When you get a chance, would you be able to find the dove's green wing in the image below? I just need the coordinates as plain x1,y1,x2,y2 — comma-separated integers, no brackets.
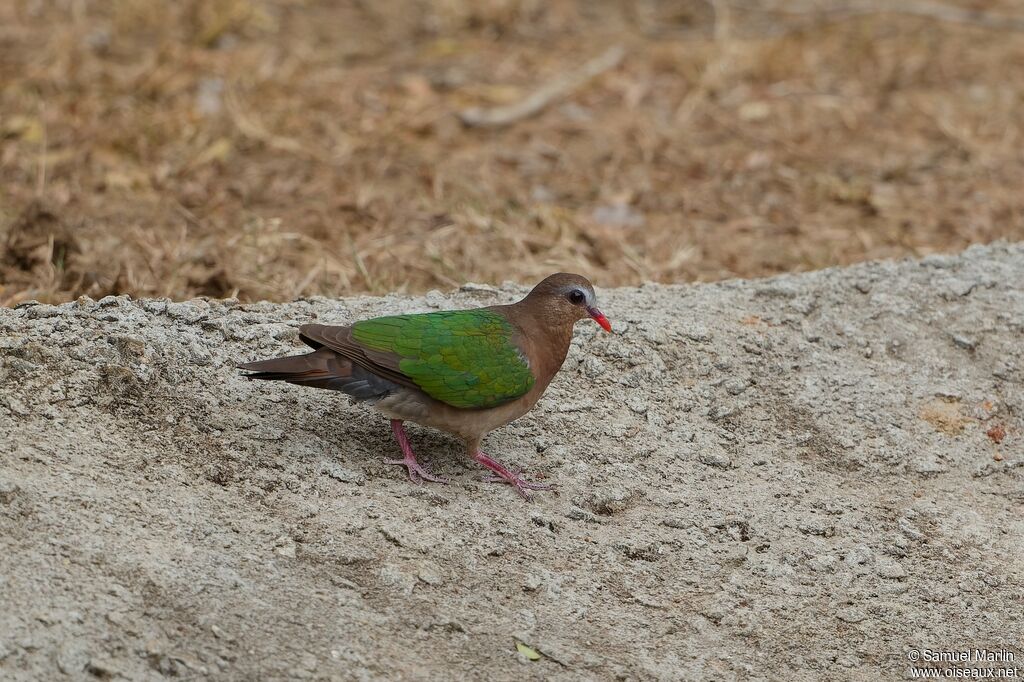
348,310,535,409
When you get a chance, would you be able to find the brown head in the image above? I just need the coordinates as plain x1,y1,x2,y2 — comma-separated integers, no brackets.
519,273,612,333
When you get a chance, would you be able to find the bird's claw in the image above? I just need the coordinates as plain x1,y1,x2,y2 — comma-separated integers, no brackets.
480,472,554,499
384,458,449,485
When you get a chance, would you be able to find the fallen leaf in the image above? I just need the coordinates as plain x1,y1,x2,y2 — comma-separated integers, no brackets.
738,101,771,122
515,641,541,661
193,137,233,166
986,424,1006,444
2,115,43,143
426,38,461,57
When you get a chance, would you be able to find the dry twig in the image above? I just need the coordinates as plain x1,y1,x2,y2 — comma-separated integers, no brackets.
733,0,1024,31
458,46,626,129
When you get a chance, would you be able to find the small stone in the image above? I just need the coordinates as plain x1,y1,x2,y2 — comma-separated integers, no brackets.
459,282,499,294
330,576,361,590
624,395,647,414
320,462,366,486
564,506,600,523
845,544,874,566
698,452,731,469
898,517,925,541
252,426,284,442
685,326,711,342
798,520,836,537
909,454,946,476
951,333,977,351
3,395,29,417
24,304,63,319
377,564,417,594
96,295,121,307
142,300,168,315
166,301,209,324
640,325,669,345
836,607,868,624
588,487,631,515
724,378,750,396
417,565,443,586
579,356,606,379
942,277,978,298
789,296,817,315
271,324,298,341
875,559,906,579
274,538,297,558
85,657,122,678
709,404,736,421
424,290,446,308
0,480,19,505
56,643,89,675
187,340,212,366
802,324,822,342
921,254,955,269
675,430,696,444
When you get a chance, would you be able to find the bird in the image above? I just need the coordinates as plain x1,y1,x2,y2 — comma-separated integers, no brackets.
237,273,611,499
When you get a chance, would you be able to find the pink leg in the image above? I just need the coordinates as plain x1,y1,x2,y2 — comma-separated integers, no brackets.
473,450,553,500
384,420,448,485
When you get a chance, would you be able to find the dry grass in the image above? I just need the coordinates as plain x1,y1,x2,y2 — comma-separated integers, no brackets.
2,0,1023,304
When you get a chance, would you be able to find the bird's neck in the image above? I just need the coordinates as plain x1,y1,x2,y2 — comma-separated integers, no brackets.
503,301,576,381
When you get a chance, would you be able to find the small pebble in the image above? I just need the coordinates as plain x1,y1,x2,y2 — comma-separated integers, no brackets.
845,544,874,566
320,462,366,486
951,333,977,350
698,452,731,469
724,378,750,396
836,607,868,624
875,559,907,579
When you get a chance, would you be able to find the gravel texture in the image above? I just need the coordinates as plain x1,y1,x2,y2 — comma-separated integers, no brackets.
2,243,1022,680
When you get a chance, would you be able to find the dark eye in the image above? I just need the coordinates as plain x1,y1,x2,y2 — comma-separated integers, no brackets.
568,289,585,305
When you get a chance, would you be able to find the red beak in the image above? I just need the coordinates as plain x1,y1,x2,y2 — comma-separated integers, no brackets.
587,306,612,332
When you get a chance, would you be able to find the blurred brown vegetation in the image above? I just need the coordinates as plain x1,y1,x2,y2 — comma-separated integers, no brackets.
2,0,1023,304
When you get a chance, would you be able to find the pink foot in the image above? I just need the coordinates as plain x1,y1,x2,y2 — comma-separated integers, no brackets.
384,456,449,484
473,450,553,500
387,420,449,485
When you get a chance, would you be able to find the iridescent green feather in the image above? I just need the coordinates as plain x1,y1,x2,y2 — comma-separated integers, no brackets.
351,310,535,409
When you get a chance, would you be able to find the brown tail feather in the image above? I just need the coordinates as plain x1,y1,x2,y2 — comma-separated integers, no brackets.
237,347,399,400
236,351,329,378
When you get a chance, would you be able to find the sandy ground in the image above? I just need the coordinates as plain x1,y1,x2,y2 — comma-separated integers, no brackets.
2,244,1023,680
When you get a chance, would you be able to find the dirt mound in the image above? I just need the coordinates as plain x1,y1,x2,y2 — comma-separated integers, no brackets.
2,244,1022,679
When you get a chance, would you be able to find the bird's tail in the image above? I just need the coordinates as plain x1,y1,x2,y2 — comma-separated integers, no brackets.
237,349,334,384
237,348,396,400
